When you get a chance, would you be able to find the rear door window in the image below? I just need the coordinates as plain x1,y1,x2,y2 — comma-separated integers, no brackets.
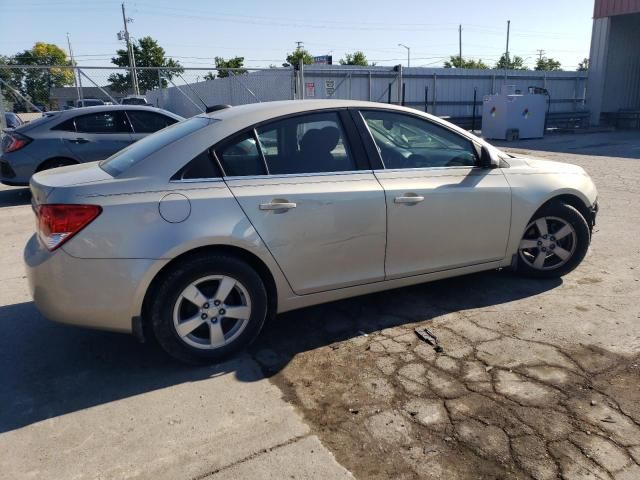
215,132,267,177
74,111,130,133
171,150,221,180
255,112,356,175
127,110,178,133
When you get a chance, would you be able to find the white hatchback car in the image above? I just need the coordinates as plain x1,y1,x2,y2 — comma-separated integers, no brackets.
25,100,598,363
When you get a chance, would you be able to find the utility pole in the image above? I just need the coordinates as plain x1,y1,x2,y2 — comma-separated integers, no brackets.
121,2,139,95
295,41,304,50
66,33,83,104
536,49,546,61
459,24,463,66
504,20,511,80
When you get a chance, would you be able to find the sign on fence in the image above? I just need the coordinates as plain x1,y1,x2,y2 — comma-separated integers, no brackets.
305,82,315,97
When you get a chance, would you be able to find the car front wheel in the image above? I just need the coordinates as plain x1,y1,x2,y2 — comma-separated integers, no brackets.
150,254,268,364
516,201,591,278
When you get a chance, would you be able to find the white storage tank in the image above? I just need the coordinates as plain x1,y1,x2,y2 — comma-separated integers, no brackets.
482,85,547,140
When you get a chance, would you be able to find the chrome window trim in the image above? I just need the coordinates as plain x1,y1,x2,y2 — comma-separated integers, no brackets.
222,169,373,181
168,177,225,184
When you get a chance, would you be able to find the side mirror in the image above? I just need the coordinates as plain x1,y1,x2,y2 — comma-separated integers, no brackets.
480,145,499,169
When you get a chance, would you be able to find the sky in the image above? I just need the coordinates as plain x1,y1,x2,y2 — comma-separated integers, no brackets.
0,0,594,70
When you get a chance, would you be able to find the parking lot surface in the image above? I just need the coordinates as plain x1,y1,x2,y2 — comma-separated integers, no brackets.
0,130,638,479
0,189,351,478
252,131,640,479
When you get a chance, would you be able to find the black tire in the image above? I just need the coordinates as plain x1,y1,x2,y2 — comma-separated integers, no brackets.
516,201,591,279
150,254,268,364
36,157,77,173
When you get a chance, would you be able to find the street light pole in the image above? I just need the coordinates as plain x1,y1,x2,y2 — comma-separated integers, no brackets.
398,43,410,68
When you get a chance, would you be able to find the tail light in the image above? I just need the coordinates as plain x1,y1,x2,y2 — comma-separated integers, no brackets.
36,204,102,251
2,131,32,153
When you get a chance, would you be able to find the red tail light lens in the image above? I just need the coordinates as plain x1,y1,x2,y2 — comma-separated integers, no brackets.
37,204,102,251
2,132,32,153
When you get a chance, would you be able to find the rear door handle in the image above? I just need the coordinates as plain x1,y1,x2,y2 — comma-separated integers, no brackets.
68,137,90,144
394,194,425,204
259,201,297,211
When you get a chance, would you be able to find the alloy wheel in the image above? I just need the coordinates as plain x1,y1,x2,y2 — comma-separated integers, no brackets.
172,275,252,350
518,216,577,271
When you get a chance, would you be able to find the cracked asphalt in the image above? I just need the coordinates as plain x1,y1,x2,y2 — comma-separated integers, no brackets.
0,131,637,479
251,131,640,480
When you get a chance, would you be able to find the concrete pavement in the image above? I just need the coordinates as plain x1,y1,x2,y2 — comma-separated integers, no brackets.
0,185,352,479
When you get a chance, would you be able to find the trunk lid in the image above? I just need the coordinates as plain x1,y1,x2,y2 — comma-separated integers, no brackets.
30,161,113,205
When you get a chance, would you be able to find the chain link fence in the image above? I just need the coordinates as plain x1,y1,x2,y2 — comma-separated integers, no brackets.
0,65,297,117
1,64,589,130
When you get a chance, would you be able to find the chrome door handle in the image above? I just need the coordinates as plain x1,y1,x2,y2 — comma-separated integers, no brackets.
259,201,297,211
68,137,90,144
394,195,425,204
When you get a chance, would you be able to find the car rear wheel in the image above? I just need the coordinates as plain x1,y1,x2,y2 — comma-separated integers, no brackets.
516,201,590,278
150,254,268,364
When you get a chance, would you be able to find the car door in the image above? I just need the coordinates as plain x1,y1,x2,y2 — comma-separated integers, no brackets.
61,111,133,162
126,110,179,142
219,110,387,295
356,109,512,280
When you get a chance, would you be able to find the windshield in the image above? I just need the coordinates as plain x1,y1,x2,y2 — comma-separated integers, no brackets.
100,116,209,176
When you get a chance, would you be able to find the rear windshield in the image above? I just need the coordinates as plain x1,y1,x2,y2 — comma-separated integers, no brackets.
100,116,209,176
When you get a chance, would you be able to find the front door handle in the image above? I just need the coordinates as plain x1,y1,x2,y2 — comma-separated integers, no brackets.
394,194,425,204
68,137,90,144
259,201,297,211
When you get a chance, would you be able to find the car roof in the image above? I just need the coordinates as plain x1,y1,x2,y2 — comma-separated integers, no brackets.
15,105,184,132
65,105,184,121
201,99,472,139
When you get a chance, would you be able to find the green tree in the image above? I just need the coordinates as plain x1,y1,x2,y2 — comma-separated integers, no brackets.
340,51,372,66
577,58,589,71
109,36,183,93
8,42,74,107
494,54,529,70
535,57,562,71
283,48,313,68
207,56,246,79
0,55,15,109
444,56,488,69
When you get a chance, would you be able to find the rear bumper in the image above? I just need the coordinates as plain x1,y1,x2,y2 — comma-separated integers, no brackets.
24,234,166,333
1,154,34,186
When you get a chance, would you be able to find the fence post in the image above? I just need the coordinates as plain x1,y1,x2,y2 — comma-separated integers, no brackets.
0,88,7,133
432,74,437,115
471,87,477,132
157,69,163,108
299,60,304,100
397,65,403,105
368,71,372,101
387,83,392,104
491,74,496,95
424,86,428,113
401,83,406,106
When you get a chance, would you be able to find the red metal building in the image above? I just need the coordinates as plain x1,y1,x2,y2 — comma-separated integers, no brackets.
594,0,640,19
588,0,640,126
